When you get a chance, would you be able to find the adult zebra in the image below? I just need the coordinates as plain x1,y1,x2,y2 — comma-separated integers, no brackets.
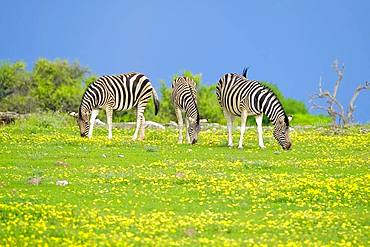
78,72,160,140
216,68,292,150
171,76,200,144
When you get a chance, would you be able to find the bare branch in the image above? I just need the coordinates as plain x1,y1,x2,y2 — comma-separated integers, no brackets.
332,60,344,98
328,94,345,117
310,102,328,111
347,81,370,123
311,88,345,118
311,60,368,127
318,76,323,94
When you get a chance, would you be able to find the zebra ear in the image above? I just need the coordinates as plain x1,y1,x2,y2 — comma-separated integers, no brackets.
288,115,293,122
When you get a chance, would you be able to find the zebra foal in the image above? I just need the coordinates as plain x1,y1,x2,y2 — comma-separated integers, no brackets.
78,72,160,140
171,76,200,144
216,68,292,150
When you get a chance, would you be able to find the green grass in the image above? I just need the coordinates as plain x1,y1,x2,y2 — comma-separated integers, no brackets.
0,113,369,246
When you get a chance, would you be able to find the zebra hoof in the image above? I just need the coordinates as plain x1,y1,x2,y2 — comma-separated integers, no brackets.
238,145,243,149
259,145,266,149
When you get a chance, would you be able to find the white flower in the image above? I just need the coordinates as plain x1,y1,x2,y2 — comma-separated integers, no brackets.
56,180,69,186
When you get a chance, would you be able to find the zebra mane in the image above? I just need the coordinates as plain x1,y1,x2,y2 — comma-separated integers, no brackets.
260,83,289,127
185,78,200,125
78,105,83,118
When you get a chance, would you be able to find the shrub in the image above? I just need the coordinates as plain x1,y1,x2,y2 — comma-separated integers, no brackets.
31,59,89,112
0,59,330,126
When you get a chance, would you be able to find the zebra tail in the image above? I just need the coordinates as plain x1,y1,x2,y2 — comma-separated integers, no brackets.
152,88,160,115
242,66,250,78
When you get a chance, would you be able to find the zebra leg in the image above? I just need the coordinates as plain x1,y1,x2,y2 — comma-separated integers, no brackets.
133,104,146,141
106,107,113,140
139,116,146,140
88,109,99,138
255,114,265,148
223,109,234,147
238,110,248,149
185,117,191,144
175,107,184,144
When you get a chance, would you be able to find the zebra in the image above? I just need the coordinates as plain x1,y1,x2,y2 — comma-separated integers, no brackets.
77,72,160,140
171,76,200,144
216,68,292,150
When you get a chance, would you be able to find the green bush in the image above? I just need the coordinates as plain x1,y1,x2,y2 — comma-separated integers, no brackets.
0,61,35,113
0,59,330,126
31,59,89,112
0,59,89,113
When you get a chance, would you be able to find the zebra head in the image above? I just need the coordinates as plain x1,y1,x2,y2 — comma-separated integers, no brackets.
188,117,201,144
273,116,292,150
77,111,89,137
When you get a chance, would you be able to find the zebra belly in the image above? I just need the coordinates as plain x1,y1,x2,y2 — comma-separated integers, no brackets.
114,104,136,112
224,98,261,117
241,99,262,117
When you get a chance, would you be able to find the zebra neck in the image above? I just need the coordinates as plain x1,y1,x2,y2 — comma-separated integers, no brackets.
263,104,287,126
79,104,91,118
79,93,96,116
185,108,199,123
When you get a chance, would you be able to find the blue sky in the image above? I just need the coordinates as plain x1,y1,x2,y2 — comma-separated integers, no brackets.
1,0,369,122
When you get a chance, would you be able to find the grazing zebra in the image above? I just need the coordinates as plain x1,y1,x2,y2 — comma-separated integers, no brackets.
216,69,292,150
171,76,200,144
78,72,160,140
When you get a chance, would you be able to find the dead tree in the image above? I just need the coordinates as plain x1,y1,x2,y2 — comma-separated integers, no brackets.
310,60,369,127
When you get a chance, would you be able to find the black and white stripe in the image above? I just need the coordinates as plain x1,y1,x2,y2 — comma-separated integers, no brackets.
171,77,200,144
78,72,160,140
216,69,292,150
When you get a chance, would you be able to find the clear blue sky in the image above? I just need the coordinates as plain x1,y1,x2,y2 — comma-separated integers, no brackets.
1,0,369,122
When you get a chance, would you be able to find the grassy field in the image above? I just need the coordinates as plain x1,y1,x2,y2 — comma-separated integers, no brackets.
0,114,369,246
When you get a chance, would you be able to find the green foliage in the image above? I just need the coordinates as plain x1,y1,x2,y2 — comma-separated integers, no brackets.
31,59,89,112
156,80,176,121
0,59,90,113
0,61,34,112
0,59,329,126
283,98,308,115
198,84,225,124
